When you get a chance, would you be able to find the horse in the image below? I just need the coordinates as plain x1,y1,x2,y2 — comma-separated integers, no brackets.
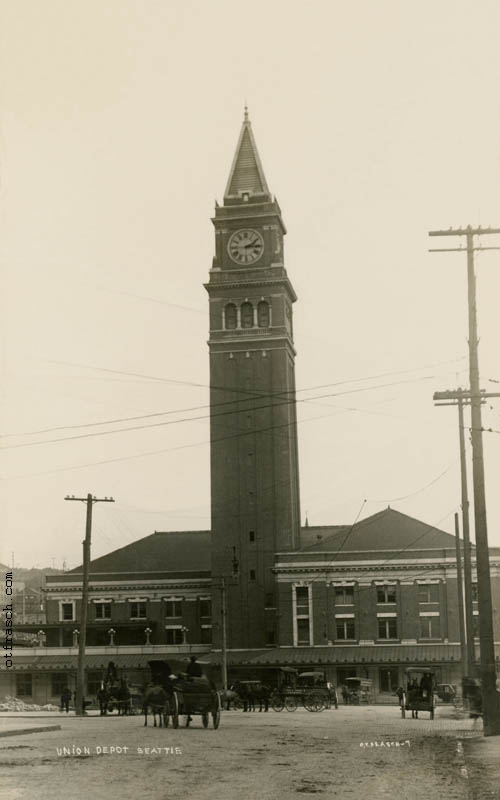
96,685,110,716
106,679,131,715
143,684,169,728
116,680,131,716
220,688,239,711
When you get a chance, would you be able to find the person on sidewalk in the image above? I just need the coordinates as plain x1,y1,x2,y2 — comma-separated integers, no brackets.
60,686,72,713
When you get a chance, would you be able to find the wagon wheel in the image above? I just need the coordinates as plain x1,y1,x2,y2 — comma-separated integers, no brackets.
171,692,179,729
304,692,324,712
212,692,221,729
271,694,285,712
285,696,298,712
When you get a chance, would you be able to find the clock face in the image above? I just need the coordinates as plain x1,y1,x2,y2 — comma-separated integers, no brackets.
228,229,264,265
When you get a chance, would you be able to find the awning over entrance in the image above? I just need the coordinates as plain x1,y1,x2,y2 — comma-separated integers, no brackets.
8,654,191,672
205,644,494,667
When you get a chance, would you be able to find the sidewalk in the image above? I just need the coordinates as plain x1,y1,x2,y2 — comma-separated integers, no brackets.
0,710,101,718
0,718,62,738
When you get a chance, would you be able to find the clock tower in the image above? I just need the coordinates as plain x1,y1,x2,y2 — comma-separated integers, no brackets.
206,109,301,650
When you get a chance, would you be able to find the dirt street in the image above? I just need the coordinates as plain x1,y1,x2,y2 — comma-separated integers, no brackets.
0,706,477,800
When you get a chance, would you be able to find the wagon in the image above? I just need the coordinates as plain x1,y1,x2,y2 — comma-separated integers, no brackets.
345,677,373,705
270,668,331,712
147,660,221,730
400,667,436,720
170,677,221,729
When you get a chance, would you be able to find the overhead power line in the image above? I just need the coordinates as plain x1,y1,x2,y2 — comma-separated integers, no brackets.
5,354,465,439
0,374,441,452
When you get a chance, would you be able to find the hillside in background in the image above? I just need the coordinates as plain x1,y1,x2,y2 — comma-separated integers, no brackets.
1,565,64,589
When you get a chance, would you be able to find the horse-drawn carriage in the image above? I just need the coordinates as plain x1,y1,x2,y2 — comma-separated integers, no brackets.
271,668,336,712
145,660,221,729
400,667,436,720
344,677,373,705
97,665,137,715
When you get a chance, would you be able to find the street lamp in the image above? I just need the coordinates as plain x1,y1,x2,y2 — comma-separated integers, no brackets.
37,630,45,647
144,627,152,646
72,629,79,647
181,626,189,646
108,628,116,646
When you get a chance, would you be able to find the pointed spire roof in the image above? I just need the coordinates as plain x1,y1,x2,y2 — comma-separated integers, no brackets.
224,107,271,201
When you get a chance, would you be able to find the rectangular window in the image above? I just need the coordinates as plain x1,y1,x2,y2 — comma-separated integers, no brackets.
335,619,355,640
249,570,256,581
295,586,311,646
419,616,441,639
417,584,439,604
296,586,309,614
376,585,397,604
164,600,182,618
472,614,480,638
200,626,212,644
199,599,211,618
165,627,183,645
472,583,478,603
95,603,111,620
266,629,276,645
379,667,399,693
296,618,311,645
61,602,74,621
249,531,255,542
16,673,32,697
335,586,354,605
130,601,147,619
378,617,398,640
51,674,68,697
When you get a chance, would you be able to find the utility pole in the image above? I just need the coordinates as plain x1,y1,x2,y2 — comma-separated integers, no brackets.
430,225,500,736
218,548,239,693
454,513,467,682
65,494,115,716
433,388,500,674
221,577,227,692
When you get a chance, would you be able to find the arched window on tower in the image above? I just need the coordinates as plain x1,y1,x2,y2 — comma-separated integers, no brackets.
225,303,237,330
257,301,270,328
241,302,253,329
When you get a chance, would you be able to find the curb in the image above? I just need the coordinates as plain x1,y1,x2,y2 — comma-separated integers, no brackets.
0,725,62,738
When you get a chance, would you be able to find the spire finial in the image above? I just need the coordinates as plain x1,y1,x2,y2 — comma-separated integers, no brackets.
244,103,249,122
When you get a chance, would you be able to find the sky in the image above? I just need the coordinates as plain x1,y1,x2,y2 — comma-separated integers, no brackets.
1,0,500,568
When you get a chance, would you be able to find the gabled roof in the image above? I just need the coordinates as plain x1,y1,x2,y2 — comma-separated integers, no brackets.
60,509,461,580
67,530,211,575
224,108,271,200
296,508,459,554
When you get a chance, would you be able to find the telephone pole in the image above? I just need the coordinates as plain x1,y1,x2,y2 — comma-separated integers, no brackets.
430,225,500,735
454,513,467,681
433,388,500,675
220,577,228,692
65,494,115,716
217,548,239,693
